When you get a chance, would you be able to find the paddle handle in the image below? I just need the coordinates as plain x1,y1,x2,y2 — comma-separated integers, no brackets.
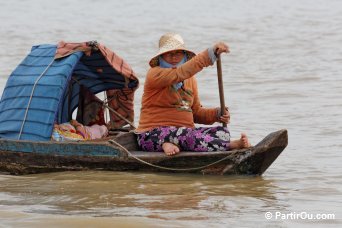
216,54,227,128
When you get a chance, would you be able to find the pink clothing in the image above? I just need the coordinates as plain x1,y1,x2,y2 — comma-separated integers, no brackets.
84,124,108,139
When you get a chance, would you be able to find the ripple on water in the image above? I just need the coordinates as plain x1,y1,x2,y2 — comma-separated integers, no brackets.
1,0,342,226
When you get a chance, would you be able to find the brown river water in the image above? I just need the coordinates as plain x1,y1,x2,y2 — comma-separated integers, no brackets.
0,0,341,227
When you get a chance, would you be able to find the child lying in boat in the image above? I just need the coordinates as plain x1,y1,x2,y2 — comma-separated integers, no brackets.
51,120,108,141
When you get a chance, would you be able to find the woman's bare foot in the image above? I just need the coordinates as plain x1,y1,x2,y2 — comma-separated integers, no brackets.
230,133,251,150
162,142,180,156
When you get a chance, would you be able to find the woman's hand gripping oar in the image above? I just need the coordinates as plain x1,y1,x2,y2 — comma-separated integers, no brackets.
214,42,230,128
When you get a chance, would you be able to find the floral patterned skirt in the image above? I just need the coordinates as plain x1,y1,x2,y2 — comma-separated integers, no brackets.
137,126,230,152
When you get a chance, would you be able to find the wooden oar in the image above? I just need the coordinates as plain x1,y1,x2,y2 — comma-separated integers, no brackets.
216,54,227,128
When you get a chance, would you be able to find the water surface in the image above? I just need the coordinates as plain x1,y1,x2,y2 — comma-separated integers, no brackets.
0,0,341,227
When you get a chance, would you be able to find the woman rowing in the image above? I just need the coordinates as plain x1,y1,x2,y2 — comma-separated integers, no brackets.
136,32,250,155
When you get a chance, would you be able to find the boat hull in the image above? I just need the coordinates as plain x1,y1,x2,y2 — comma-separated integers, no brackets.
0,129,288,175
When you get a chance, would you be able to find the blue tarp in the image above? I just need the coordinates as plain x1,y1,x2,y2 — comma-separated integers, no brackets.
0,43,138,141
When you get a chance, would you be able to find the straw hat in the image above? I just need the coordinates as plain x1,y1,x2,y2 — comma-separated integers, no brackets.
149,33,196,67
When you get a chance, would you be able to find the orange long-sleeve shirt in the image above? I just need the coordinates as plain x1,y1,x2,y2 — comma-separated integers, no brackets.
136,50,218,133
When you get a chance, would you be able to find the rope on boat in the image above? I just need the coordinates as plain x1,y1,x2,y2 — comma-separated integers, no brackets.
103,104,136,129
108,139,237,172
102,95,136,129
18,59,55,140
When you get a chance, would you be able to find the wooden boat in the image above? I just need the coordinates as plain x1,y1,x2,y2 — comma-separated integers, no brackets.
0,41,288,176
0,129,287,175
